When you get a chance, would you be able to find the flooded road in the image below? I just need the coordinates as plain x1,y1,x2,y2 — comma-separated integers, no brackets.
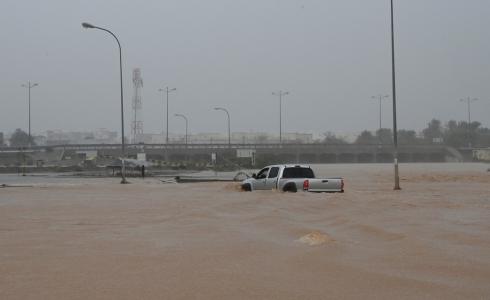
1,163,489,299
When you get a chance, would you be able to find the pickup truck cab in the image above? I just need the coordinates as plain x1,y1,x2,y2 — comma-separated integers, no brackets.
241,164,344,193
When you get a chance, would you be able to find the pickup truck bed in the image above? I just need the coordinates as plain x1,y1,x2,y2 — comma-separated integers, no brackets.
241,164,344,193
303,177,344,193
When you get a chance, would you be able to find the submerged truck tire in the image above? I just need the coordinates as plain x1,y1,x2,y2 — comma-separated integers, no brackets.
283,182,297,193
241,183,252,191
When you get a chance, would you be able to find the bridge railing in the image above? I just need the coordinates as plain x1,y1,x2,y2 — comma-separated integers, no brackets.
0,142,450,153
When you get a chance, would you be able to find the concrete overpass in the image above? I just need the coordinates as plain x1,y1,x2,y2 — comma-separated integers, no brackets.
0,143,463,166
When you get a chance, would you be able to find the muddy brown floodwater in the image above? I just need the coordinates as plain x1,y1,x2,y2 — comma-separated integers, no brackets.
1,163,489,299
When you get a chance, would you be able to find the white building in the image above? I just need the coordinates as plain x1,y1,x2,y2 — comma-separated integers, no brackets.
45,129,118,145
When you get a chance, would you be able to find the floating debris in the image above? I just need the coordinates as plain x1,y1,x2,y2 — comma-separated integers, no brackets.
298,231,334,246
0,184,33,188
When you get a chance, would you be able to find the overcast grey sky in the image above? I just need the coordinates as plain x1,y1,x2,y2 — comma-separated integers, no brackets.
1,0,489,137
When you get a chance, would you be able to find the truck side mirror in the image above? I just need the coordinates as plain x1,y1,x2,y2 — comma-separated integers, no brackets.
252,173,256,179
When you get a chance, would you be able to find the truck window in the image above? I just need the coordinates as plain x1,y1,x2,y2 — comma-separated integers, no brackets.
282,167,314,179
256,168,269,179
268,167,279,178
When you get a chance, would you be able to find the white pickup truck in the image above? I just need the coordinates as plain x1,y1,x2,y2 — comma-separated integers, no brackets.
241,164,344,193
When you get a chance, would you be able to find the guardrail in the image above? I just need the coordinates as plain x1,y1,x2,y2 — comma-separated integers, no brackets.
0,143,451,152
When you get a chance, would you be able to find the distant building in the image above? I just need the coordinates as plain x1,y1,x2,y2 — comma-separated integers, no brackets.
94,128,118,141
282,133,314,143
33,129,324,145
33,135,47,146
190,132,315,144
330,132,361,144
232,132,270,144
0,132,4,146
137,134,165,144
45,129,118,145
189,133,225,144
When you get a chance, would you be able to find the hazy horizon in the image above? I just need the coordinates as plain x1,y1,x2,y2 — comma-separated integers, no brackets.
1,0,489,137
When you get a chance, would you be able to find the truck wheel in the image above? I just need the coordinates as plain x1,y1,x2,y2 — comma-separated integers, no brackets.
283,183,297,193
241,184,252,192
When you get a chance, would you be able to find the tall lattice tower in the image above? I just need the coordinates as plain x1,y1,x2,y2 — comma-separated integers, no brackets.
131,68,144,143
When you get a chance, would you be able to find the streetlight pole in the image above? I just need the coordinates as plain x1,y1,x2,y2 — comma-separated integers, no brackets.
159,87,176,144
214,107,231,147
272,91,289,144
390,0,401,190
174,114,188,146
21,82,39,147
158,88,164,140
82,22,127,184
371,95,389,133
460,97,478,148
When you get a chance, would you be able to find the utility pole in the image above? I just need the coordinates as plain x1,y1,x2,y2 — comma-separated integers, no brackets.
131,69,143,144
174,113,188,146
159,86,177,144
82,22,128,183
21,81,39,147
272,91,289,144
214,107,231,147
390,0,401,190
371,95,389,133
460,97,478,148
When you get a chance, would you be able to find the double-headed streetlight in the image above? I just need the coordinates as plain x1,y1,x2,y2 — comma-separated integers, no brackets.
460,97,478,148
272,91,289,144
214,107,231,147
159,87,177,144
21,82,39,147
390,0,401,190
82,22,127,184
371,95,389,133
174,113,188,146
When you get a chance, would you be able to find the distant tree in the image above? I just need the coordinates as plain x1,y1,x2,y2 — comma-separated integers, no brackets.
9,129,35,147
375,128,393,144
468,122,481,147
422,119,443,143
398,130,421,145
256,134,269,144
444,121,480,148
355,130,377,144
84,133,95,140
322,132,349,144
476,127,490,147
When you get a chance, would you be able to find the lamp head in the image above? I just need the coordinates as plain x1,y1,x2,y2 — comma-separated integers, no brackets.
82,22,95,29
